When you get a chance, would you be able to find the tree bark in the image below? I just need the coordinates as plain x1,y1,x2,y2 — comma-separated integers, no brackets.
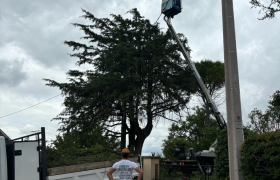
205,103,210,126
121,104,126,149
135,135,145,155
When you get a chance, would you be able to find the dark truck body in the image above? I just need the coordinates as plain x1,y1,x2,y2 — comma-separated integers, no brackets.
162,141,217,176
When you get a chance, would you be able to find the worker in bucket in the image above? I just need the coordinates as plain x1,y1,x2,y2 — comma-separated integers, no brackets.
107,148,143,180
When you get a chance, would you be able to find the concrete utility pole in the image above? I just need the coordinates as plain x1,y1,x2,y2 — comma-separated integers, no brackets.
221,0,244,179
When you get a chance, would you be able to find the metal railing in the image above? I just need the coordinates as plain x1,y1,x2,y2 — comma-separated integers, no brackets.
155,164,215,180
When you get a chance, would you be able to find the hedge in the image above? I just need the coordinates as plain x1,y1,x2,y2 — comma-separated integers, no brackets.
46,146,122,168
214,129,229,180
241,131,280,180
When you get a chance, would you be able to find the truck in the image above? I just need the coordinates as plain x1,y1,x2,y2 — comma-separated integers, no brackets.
161,0,227,176
0,127,139,180
162,140,217,176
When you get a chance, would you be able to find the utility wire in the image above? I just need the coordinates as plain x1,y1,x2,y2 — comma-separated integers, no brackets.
0,94,61,119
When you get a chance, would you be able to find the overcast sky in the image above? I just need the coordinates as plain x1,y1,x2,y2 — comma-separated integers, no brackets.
0,0,279,156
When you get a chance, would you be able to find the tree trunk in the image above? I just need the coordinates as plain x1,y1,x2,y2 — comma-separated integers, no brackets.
135,135,145,155
132,73,154,155
205,103,210,126
127,96,137,151
128,129,135,151
134,75,154,154
121,106,126,149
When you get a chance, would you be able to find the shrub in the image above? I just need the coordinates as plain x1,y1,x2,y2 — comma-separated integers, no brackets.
214,129,229,180
241,131,280,179
46,145,121,168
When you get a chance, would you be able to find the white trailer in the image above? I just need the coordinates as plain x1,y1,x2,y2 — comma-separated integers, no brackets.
0,127,48,180
0,136,8,180
0,128,139,180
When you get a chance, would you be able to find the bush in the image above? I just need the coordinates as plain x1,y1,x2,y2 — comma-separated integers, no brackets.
46,130,122,168
241,131,280,179
214,129,229,180
213,125,254,179
46,145,121,168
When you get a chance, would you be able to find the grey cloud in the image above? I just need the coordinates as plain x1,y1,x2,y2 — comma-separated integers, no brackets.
0,60,28,87
0,0,117,70
20,124,37,134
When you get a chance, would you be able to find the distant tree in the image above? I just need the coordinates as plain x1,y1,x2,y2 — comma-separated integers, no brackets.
166,107,220,152
250,0,280,20
194,60,225,126
162,137,192,160
44,8,195,154
248,90,280,133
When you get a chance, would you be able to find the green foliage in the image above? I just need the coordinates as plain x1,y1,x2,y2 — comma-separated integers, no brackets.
214,129,229,180
269,90,280,107
167,107,220,152
250,0,280,20
44,8,195,155
52,127,119,150
268,90,280,123
241,131,280,179
242,91,280,179
46,131,121,168
194,60,225,125
161,60,225,160
249,90,280,133
46,144,120,168
194,60,225,96
213,125,255,179
162,137,192,160
243,124,257,138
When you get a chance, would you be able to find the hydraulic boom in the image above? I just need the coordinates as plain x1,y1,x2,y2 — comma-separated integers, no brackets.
164,16,226,129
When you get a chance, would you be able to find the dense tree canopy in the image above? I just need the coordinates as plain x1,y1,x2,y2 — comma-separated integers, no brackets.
194,60,225,125
250,0,280,20
195,60,225,98
44,8,195,154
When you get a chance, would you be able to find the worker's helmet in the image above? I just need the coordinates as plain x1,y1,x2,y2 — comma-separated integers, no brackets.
121,148,130,153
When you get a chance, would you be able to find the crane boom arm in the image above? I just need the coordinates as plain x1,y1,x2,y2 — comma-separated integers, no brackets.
165,17,226,129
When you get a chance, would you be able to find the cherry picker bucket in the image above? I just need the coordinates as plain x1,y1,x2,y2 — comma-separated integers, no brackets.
161,0,182,18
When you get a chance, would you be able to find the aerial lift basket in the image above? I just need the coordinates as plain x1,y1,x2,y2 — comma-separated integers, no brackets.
161,0,182,18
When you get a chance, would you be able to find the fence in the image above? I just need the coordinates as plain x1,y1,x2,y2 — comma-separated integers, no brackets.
155,164,215,180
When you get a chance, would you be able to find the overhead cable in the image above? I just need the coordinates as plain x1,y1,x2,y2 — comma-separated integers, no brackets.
0,94,61,119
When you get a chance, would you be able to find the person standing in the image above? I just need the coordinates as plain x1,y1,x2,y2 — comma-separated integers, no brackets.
107,148,143,180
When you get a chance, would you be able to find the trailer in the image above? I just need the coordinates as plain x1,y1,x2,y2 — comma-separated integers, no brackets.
0,127,48,180
0,127,139,180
